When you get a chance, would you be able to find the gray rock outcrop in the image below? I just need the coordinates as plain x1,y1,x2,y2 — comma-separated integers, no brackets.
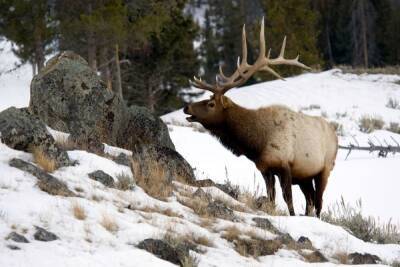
9,158,75,197
0,107,72,168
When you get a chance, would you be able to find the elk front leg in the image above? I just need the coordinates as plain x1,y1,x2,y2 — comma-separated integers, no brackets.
278,166,295,216
262,170,276,205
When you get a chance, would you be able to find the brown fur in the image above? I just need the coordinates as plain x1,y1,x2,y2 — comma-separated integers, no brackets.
184,94,338,216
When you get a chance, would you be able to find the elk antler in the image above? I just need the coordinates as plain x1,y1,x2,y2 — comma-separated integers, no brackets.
189,18,311,95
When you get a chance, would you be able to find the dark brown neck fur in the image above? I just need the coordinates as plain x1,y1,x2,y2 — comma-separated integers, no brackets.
204,102,263,161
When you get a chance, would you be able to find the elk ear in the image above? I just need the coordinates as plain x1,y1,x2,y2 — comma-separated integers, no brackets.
221,96,232,109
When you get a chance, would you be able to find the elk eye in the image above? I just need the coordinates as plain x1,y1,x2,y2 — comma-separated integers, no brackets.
208,102,215,108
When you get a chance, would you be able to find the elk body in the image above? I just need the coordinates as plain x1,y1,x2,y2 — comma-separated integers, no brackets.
184,19,338,217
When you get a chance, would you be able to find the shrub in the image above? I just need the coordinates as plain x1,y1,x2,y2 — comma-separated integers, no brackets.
330,121,344,136
321,197,400,244
32,146,57,173
386,97,400,109
387,122,400,134
359,115,384,133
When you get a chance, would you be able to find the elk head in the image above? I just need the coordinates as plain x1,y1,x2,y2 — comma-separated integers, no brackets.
184,18,311,126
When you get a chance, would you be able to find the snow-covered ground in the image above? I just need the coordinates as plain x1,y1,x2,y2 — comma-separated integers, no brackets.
163,70,400,226
1,139,400,266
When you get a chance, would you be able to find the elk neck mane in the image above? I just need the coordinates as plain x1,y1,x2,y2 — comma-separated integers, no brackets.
205,101,264,161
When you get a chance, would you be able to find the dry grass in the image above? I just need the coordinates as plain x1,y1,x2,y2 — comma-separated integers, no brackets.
322,197,400,244
359,115,384,133
55,135,77,151
132,158,172,201
115,172,135,191
71,201,86,220
100,213,119,233
32,146,57,173
332,252,349,264
387,122,400,134
221,226,241,242
178,196,210,218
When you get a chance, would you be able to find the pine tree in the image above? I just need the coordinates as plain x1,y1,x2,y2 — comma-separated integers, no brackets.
0,0,56,74
260,0,321,77
200,9,220,82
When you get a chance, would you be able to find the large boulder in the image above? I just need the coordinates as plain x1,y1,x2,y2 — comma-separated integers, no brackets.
29,51,126,150
0,107,72,168
29,51,174,152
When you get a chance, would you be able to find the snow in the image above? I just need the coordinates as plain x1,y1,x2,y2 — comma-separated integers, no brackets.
0,41,31,111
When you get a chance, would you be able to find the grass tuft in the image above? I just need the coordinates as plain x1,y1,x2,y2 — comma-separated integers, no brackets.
322,197,400,244
71,201,86,220
359,115,384,133
100,213,119,233
32,146,57,173
131,157,172,201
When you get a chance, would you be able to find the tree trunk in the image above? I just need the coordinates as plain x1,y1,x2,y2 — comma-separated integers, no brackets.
100,46,112,91
360,0,369,68
114,44,123,100
34,29,45,72
87,4,97,70
325,23,334,67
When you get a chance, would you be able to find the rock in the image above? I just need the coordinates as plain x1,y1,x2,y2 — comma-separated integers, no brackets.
88,170,115,187
215,183,240,200
349,252,381,264
193,188,212,202
252,217,280,234
133,146,195,184
5,232,29,243
234,238,282,257
29,51,174,153
121,106,175,151
206,201,235,220
113,153,131,167
9,158,75,197
137,239,185,266
0,107,72,168
278,233,295,245
297,236,313,248
7,245,21,250
33,226,58,241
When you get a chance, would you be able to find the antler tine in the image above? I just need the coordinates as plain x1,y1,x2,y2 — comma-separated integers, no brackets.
268,36,312,70
279,36,286,58
219,65,229,81
258,17,266,60
241,24,248,65
190,76,217,93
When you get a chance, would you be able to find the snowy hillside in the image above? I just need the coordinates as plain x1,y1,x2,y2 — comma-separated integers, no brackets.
162,70,400,225
1,137,400,266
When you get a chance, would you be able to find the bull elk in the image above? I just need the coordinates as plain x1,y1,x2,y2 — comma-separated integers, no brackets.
184,18,338,217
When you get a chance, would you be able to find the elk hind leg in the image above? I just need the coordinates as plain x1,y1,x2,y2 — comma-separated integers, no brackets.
262,170,276,205
278,166,295,216
298,179,315,216
315,168,330,218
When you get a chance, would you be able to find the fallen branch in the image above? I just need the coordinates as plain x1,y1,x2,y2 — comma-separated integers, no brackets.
339,136,400,159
